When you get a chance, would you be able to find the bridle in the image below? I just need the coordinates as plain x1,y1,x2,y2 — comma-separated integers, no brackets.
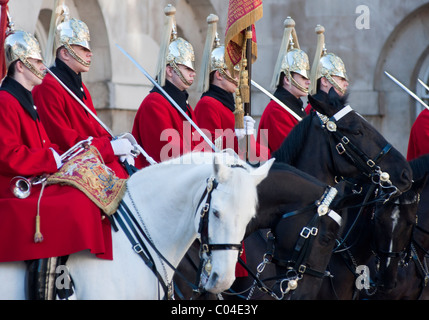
112,173,243,300
371,192,420,271
316,105,399,200
237,186,343,300
195,176,243,289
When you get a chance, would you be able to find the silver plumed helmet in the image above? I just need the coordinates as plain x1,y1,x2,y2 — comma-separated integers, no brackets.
4,20,44,79
54,4,91,67
156,4,195,87
271,17,310,92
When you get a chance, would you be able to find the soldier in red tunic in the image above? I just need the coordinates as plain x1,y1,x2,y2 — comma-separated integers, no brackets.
195,14,269,163
33,5,132,179
132,5,207,168
256,17,310,155
407,109,429,160
0,25,112,299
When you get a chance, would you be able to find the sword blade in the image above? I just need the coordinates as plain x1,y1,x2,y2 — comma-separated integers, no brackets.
115,44,219,152
418,78,429,92
250,80,302,121
384,71,429,111
44,65,115,137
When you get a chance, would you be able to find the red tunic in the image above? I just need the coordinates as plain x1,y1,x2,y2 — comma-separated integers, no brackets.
195,95,238,152
257,87,306,155
0,88,111,262
32,73,128,179
195,87,270,162
257,100,300,155
132,85,206,168
407,109,429,161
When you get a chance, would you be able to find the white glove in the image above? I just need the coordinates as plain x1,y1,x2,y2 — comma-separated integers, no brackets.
120,154,135,166
111,138,134,156
235,116,256,140
244,115,255,136
116,132,138,146
235,128,246,140
50,148,63,169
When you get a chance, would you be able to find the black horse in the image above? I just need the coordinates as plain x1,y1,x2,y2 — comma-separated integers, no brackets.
174,92,412,300
173,162,358,300
270,92,413,298
361,154,429,299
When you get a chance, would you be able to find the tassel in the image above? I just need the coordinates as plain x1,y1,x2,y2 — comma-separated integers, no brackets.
234,88,244,129
239,58,250,103
34,181,47,243
34,215,43,243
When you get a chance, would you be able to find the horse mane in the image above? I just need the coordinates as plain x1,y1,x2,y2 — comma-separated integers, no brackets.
270,161,327,188
409,154,429,180
271,113,314,165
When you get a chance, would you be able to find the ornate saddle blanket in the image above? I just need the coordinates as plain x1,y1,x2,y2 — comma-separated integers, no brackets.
47,146,127,216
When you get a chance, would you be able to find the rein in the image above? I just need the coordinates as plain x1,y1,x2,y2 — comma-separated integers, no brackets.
236,186,343,300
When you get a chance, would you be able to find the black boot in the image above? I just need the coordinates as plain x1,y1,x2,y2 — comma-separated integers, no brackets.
26,257,59,300
55,255,76,300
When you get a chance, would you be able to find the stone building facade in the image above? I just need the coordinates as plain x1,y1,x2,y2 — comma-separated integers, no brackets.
9,0,429,156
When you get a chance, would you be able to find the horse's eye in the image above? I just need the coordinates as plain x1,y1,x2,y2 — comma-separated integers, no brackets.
353,130,363,136
213,209,220,218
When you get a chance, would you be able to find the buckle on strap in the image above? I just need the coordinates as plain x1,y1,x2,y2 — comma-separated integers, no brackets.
300,227,318,239
336,143,346,155
133,244,143,254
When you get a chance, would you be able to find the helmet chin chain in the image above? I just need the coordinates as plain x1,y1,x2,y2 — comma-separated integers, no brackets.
218,68,238,87
170,61,192,87
22,59,44,80
64,43,91,68
324,73,346,95
286,71,308,94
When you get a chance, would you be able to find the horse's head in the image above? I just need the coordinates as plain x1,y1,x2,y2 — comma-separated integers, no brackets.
267,180,351,300
196,153,274,293
371,174,427,292
307,93,412,195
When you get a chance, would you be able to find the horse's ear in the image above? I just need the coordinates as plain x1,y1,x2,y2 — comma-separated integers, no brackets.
413,172,429,194
308,88,348,117
250,158,275,186
213,153,232,183
308,94,335,117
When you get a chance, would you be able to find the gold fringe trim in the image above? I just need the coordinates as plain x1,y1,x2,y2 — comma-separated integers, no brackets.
224,5,262,75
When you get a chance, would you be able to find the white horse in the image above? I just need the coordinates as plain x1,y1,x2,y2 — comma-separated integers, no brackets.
0,152,273,299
